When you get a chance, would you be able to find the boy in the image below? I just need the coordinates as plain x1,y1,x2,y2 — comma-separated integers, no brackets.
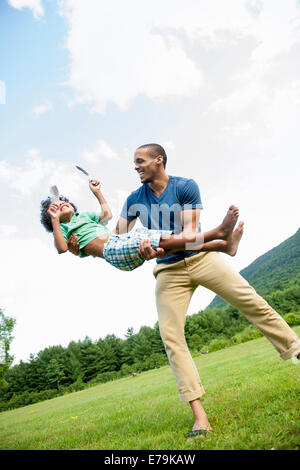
40,179,244,271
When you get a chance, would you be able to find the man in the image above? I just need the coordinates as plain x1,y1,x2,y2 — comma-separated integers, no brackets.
69,143,300,436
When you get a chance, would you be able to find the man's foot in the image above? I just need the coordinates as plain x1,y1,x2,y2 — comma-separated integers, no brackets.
189,398,212,438
224,221,244,256
187,421,212,441
218,205,239,240
192,420,212,432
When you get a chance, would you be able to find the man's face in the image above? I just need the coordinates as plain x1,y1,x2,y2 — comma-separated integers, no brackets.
134,148,161,183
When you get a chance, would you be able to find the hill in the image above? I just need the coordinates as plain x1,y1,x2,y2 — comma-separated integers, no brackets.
209,228,300,309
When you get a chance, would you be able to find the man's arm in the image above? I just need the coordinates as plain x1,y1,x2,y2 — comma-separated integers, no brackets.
114,216,166,259
114,216,136,234
67,233,80,256
181,208,201,234
137,209,201,260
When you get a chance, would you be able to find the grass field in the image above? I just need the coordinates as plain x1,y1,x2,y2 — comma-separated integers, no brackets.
0,326,300,450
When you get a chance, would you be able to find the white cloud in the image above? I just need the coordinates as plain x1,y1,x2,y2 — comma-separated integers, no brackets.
83,140,120,165
222,123,254,138
245,0,263,18
59,0,204,113
0,148,84,199
0,80,6,105
206,1,300,118
0,225,18,238
58,0,300,117
33,100,53,118
8,0,44,19
162,141,176,152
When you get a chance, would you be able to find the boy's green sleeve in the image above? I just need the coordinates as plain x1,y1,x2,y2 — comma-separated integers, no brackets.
86,212,107,225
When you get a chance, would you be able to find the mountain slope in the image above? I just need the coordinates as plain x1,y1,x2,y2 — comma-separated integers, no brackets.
209,228,300,308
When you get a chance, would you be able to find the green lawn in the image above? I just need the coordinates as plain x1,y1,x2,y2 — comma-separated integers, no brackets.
1,326,300,450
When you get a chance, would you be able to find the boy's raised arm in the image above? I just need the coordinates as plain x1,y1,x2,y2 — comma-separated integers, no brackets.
89,179,112,223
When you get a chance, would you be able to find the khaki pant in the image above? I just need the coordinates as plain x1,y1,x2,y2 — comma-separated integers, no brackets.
153,251,300,402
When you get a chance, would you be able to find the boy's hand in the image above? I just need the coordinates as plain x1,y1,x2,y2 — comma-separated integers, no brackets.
89,179,101,194
47,203,60,219
68,234,80,256
137,239,167,260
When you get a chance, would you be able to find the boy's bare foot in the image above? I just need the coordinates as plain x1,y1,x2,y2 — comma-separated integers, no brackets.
224,221,244,256
218,205,239,240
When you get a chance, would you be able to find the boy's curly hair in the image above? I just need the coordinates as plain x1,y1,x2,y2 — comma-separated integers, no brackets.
40,196,78,232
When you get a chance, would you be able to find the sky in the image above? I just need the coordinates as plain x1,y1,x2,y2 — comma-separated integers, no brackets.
0,0,299,365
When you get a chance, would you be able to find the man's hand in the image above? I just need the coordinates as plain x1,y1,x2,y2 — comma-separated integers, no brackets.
68,234,80,256
137,239,167,260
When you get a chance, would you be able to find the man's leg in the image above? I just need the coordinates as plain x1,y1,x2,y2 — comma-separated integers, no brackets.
187,251,300,359
153,261,212,432
154,250,300,434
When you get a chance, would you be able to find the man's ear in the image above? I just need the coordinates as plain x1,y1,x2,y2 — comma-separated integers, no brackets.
156,155,163,165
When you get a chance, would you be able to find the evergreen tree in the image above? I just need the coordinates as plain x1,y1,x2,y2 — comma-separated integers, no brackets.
152,322,166,355
80,338,100,382
122,328,137,365
45,359,66,391
187,333,203,351
0,309,15,387
132,326,156,361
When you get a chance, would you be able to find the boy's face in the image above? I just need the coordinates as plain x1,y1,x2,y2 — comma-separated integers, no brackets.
57,200,75,222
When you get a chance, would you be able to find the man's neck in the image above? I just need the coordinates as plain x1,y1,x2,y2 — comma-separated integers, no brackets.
148,173,169,197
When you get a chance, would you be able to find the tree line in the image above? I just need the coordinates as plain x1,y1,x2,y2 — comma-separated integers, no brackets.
0,275,299,412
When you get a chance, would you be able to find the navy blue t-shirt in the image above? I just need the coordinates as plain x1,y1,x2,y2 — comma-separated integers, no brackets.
120,175,203,264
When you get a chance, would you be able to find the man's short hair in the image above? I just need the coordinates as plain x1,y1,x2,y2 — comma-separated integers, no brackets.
137,143,167,168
